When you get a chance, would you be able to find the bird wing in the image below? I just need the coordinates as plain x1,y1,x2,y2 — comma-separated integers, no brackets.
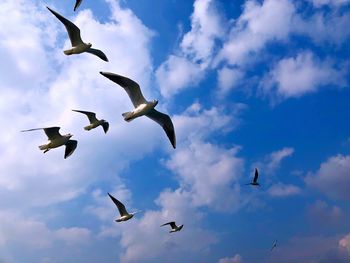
102,122,109,134
21,127,62,140
72,109,98,124
108,193,128,216
253,168,259,183
47,6,83,46
85,48,109,62
145,109,176,149
74,0,83,11
64,140,78,159
99,72,147,107
161,222,177,229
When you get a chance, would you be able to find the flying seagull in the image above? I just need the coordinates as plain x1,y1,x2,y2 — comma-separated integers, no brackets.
108,193,141,222
74,0,83,11
72,109,109,133
161,222,183,233
246,168,260,186
100,72,176,149
47,6,108,62
21,127,78,159
271,240,277,251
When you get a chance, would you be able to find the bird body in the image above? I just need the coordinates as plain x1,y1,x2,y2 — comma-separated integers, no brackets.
21,127,78,159
161,222,183,233
63,43,92,55
271,240,277,251
100,72,176,148
122,100,158,122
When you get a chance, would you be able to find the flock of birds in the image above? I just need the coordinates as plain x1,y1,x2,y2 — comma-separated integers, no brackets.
21,1,179,234
19,0,277,252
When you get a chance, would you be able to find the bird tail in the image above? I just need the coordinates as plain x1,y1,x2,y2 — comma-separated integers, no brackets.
122,111,135,122
63,49,74,55
38,144,47,151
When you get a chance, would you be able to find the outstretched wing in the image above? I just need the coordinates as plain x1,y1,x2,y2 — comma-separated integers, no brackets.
85,48,109,62
74,0,83,11
47,6,83,46
21,127,62,140
161,222,177,229
253,168,259,183
72,109,98,124
100,72,147,107
145,109,176,149
108,193,128,216
102,122,109,134
64,140,77,159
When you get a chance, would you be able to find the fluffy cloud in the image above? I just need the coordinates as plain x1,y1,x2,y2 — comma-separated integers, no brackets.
261,51,345,100
156,0,224,97
218,254,243,263
305,154,350,200
268,183,301,197
215,0,295,67
307,200,342,225
217,67,244,95
308,0,350,7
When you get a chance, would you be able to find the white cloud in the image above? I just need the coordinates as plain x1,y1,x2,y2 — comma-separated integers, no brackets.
305,154,350,200
156,0,225,98
308,200,342,224
309,0,350,7
180,0,224,66
218,254,243,263
54,227,91,245
261,51,345,100
253,147,294,177
268,183,301,197
217,67,244,95
156,55,203,98
339,234,350,251
215,0,295,67
166,140,244,211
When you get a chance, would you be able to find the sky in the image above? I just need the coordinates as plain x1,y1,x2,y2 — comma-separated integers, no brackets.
0,0,350,262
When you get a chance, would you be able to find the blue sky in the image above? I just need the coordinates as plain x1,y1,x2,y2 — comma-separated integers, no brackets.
0,0,350,262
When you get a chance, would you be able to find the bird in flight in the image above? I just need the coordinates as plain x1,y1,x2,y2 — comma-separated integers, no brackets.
47,6,108,62
161,222,183,233
72,110,109,133
100,72,176,149
108,193,141,222
21,127,78,159
74,0,83,11
270,240,277,251
246,168,260,186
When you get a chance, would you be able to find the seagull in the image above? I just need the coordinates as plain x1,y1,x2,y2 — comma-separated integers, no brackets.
270,240,277,251
47,6,108,62
99,72,176,149
246,168,260,186
161,222,183,233
21,127,78,159
108,193,141,222
74,0,83,11
72,110,109,133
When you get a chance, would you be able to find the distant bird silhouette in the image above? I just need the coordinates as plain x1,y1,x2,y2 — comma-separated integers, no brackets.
108,193,141,222
161,222,183,233
100,72,176,149
72,110,109,133
21,127,77,159
271,240,277,251
74,0,83,11
246,168,260,186
47,6,108,61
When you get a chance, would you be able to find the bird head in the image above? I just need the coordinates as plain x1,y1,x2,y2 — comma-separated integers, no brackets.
87,43,92,48
66,133,73,139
